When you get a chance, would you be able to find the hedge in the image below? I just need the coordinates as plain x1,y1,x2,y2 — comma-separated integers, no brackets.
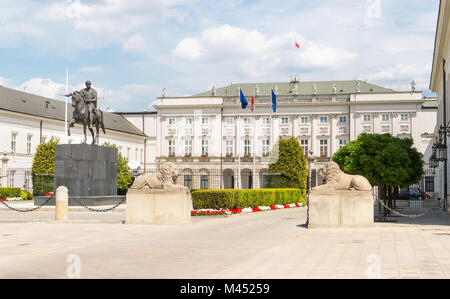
0,187,22,198
192,189,305,210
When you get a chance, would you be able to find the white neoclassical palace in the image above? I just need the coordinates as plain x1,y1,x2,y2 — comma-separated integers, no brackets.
128,80,437,190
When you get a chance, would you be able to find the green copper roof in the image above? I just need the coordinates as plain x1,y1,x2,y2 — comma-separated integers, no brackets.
194,80,395,97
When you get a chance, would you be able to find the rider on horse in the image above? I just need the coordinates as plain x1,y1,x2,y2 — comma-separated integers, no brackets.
66,80,101,128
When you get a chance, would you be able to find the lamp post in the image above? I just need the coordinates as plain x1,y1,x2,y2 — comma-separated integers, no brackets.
306,150,316,226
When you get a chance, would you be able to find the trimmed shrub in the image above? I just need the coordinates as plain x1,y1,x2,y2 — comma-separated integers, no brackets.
0,187,21,199
268,137,307,190
32,138,58,196
192,189,305,210
103,142,132,195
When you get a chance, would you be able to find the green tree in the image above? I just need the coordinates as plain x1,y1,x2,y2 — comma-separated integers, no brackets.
103,142,132,194
268,137,308,190
333,133,424,220
31,138,58,196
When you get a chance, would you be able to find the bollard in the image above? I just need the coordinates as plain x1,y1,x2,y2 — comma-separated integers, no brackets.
56,186,69,221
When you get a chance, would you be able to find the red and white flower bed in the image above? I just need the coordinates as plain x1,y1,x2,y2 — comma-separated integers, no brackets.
191,203,303,216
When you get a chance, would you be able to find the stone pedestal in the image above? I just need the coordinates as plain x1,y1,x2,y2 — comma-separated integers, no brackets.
41,144,120,207
308,190,374,228
126,188,192,225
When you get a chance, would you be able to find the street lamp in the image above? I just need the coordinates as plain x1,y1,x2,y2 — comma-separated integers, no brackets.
429,154,439,169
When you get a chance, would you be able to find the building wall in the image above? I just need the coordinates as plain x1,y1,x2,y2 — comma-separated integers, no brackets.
154,92,436,189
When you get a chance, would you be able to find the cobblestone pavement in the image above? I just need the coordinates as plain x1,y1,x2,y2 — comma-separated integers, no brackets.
0,204,449,279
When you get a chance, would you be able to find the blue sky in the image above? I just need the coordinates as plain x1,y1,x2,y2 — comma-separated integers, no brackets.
0,0,440,112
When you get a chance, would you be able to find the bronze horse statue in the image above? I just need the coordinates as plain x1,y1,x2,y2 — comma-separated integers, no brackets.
67,91,106,145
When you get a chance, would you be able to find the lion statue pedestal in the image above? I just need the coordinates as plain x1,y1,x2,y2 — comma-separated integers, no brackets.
126,162,192,225
308,162,374,229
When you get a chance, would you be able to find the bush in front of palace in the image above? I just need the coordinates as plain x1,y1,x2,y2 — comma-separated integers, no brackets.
267,137,308,190
31,138,58,196
103,142,132,195
192,189,305,210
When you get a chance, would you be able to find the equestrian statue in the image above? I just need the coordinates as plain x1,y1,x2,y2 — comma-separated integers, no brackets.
65,80,106,145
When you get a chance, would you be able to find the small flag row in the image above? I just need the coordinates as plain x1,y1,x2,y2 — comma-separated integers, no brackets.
239,88,277,113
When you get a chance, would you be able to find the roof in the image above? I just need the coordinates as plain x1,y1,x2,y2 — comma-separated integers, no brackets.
194,80,396,97
422,99,439,108
0,86,147,137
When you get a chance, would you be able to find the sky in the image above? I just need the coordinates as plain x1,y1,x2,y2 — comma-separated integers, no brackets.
0,0,441,112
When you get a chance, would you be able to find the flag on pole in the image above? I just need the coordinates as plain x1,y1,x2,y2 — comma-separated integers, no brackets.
240,88,248,109
271,89,277,113
251,96,255,112
295,42,300,49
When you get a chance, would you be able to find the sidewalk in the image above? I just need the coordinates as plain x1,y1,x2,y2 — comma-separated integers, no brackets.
0,205,448,278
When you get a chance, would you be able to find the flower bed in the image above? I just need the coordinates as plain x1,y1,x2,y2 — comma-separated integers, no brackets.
191,203,303,216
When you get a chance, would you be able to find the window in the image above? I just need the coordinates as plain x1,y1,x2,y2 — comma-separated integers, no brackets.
201,139,209,156
320,116,328,124
27,134,32,155
262,117,271,125
300,139,309,156
168,140,176,157
244,118,252,125
11,132,17,152
200,175,209,189
363,115,371,122
8,170,15,187
400,114,409,121
168,118,176,125
225,140,234,156
127,147,131,159
140,149,144,163
339,139,348,149
244,138,252,156
185,118,193,125
202,117,209,125
339,116,347,124
25,170,31,189
301,117,309,124
135,148,139,160
184,139,192,156
184,175,193,189
225,118,234,125
262,139,271,156
424,177,434,193
320,140,328,157
382,114,390,122
281,117,290,124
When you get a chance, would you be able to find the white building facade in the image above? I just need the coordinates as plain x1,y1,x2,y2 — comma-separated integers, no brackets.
429,0,450,212
152,80,437,190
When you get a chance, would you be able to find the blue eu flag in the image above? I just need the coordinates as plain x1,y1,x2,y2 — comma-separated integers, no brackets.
240,89,248,109
271,89,277,113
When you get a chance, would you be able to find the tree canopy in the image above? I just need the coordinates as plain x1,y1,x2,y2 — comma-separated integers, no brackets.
332,133,424,188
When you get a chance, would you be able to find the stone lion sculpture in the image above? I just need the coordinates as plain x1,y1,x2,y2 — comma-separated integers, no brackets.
314,161,372,192
130,162,185,190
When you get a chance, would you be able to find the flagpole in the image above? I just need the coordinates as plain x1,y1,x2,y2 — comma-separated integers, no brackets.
253,93,256,189
64,68,69,144
238,88,241,190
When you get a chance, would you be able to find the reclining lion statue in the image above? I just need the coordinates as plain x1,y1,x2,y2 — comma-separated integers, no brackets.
314,161,372,192
130,162,185,190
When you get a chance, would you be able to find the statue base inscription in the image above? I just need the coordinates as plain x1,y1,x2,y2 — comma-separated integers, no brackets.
308,190,374,228
126,188,192,225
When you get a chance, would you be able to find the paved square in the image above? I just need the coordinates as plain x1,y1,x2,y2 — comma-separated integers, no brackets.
0,205,449,279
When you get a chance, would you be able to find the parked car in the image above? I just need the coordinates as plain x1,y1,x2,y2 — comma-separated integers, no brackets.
398,188,431,200
408,188,430,199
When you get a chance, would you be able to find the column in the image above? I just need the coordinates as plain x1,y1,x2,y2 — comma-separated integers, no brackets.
1,156,8,187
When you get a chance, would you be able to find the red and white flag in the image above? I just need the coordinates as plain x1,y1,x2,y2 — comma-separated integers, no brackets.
295,42,300,49
251,96,255,112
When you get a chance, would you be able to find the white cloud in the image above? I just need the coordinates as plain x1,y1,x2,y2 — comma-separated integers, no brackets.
77,66,104,73
172,25,356,77
123,34,148,53
0,77,10,86
20,78,66,99
364,64,432,90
